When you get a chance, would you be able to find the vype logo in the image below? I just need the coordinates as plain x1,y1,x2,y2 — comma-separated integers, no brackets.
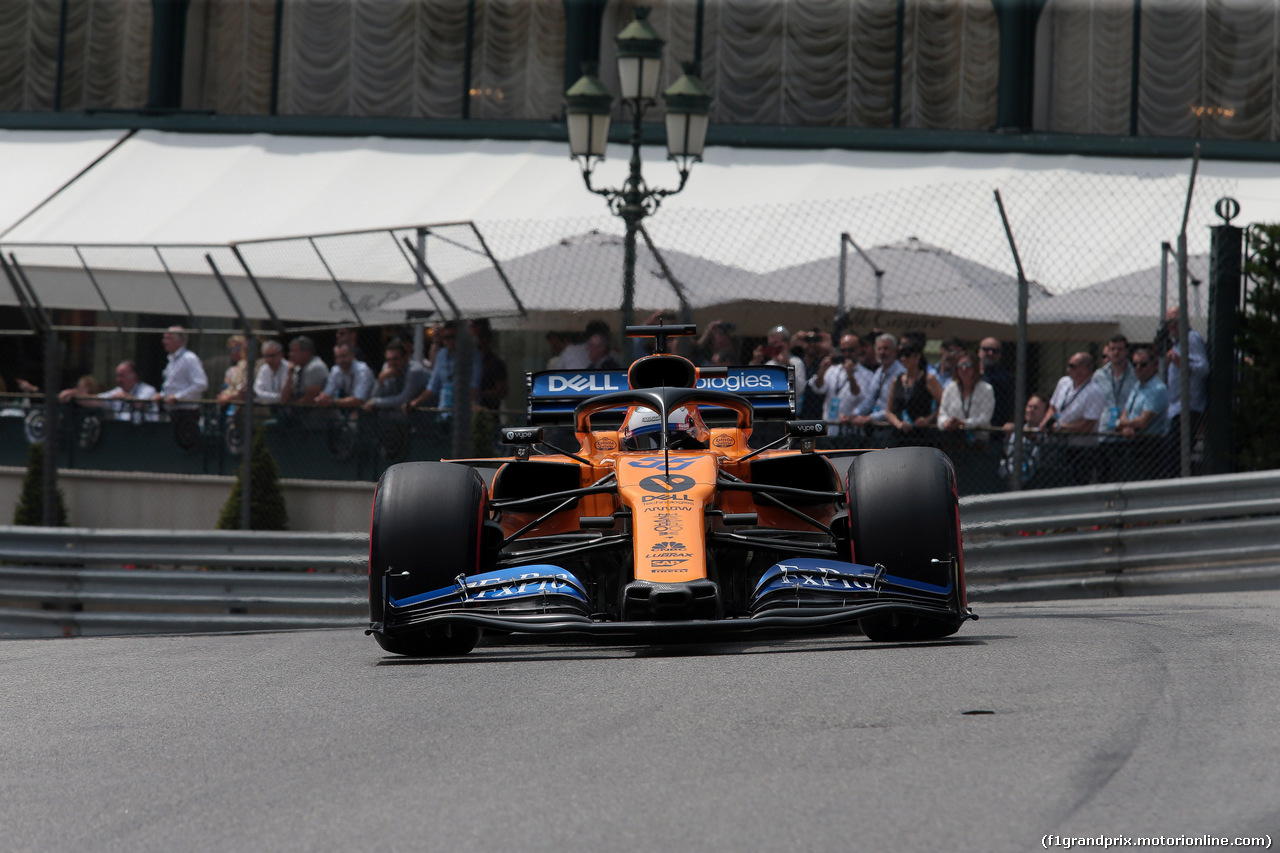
547,374,623,393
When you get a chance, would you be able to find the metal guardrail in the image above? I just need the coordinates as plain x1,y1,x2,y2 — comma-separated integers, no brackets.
0,566,365,638
3,469,1280,637
0,527,366,570
961,468,1280,531
0,526,368,638
961,469,1280,600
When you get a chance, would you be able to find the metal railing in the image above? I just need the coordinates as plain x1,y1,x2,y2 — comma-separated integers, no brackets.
0,526,367,638
0,395,1206,493
2,468,1279,637
962,468,1280,599
1,397,516,483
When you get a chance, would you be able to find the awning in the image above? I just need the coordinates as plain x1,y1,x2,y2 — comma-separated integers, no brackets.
0,129,1272,332
6,129,1273,253
0,129,130,238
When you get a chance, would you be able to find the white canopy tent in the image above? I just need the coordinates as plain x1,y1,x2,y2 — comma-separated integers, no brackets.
1029,253,1211,342
0,129,1273,329
757,238,1056,342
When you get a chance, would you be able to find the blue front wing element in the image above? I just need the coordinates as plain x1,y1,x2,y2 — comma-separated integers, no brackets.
750,557,954,615
380,558,963,638
389,566,591,614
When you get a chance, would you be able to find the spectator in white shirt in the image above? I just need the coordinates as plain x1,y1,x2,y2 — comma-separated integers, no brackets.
153,326,208,406
808,333,872,431
252,340,290,404
1042,352,1106,442
938,352,995,433
1039,351,1107,486
95,361,158,422
316,343,376,408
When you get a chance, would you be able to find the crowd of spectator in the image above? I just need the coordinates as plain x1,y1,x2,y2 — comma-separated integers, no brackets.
5,312,1210,490
674,314,1210,489
9,322,510,450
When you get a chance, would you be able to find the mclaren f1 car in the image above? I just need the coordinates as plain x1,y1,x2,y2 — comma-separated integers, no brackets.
367,324,973,656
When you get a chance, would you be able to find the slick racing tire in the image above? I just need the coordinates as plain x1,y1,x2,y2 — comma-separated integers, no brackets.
846,446,965,643
369,461,488,656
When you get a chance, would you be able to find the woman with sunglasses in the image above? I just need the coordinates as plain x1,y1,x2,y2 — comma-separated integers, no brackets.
884,341,942,440
938,352,994,435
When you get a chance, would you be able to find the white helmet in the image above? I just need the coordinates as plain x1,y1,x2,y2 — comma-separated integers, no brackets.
621,405,709,451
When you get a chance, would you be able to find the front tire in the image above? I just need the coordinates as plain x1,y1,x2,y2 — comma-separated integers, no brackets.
369,461,488,656
846,446,965,642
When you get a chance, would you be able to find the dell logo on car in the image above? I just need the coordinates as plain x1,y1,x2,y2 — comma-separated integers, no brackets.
547,374,624,393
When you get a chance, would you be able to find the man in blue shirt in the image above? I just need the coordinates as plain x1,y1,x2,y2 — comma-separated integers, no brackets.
1092,334,1138,434
1116,346,1169,481
409,322,458,412
850,333,906,425
316,342,376,408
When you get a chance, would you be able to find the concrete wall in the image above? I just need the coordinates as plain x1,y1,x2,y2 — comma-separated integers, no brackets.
0,467,374,531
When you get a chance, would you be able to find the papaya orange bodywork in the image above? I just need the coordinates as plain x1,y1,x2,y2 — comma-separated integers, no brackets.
616,453,718,583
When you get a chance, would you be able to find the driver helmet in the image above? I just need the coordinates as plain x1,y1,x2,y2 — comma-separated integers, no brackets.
621,404,709,451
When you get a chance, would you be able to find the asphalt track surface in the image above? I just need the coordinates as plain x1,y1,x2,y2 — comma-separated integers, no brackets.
4,592,1280,853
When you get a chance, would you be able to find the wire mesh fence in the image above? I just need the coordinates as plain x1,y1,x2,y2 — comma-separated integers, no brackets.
0,396,516,491
0,166,1253,510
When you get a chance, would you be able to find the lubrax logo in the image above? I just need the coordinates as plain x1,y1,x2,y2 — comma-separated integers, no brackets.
546,374,623,393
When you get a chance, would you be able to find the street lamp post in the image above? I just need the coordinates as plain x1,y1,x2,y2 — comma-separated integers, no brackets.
564,8,711,347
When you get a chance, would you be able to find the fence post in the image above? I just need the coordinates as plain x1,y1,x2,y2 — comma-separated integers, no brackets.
205,254,256,528
1204,199,1243,476
994,189,1029,491
240,336,257,530
1175,145,1201,479
42,330,61,526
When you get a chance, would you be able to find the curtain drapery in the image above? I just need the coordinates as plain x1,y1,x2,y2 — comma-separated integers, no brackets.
0,0,150,111
1041,0,1280,141
275,0,563,119
670,0,999,129
5,0,1280,142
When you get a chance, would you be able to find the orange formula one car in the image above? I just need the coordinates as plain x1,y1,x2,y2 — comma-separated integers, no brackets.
367,325,974,656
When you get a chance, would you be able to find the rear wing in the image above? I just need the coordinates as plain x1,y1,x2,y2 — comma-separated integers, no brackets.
526,365,795,426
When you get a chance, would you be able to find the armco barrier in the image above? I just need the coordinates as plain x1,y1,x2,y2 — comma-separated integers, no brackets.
0,567,366,638
0,527,367,570
0,527,369,638
3,469,1280,637
961,469,1280,600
